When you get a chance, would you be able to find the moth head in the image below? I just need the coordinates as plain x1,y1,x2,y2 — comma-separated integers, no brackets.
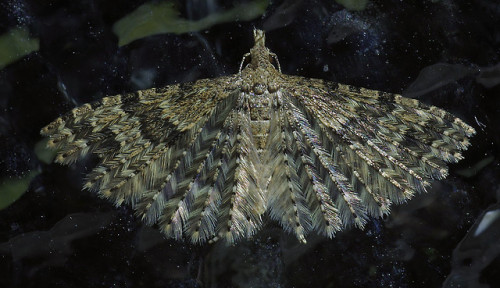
239,29,282,94
253,29,266,47
245,29,280,73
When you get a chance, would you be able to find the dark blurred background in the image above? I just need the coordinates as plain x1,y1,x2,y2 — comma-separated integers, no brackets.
0,0,499,287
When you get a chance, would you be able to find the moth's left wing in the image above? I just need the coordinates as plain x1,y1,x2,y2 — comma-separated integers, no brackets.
41,75,265,244
270,75,475,238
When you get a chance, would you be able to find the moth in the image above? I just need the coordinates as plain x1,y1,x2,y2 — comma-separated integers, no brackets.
41,29,475,244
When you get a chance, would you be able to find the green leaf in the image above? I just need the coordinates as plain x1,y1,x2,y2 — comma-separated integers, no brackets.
113,0,269,47
34,138,57,165
335,0,369,11
0,170,40,210
0,27,39,69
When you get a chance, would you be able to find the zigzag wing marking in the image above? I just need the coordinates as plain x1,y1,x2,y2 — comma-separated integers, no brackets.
212,106,266,243
40,76,241,226
155,92,238,240
262,93,314,243
184,116,231,243
285,78,428,205
282,75,475,222
284,94,368,230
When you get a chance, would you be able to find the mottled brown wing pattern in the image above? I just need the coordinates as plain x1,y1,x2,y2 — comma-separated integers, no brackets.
41,76,266,244
263,98,344,242
271,75,475,235
41,29,475,245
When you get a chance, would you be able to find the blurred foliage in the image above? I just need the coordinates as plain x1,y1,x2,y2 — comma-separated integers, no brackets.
0,170,40,210
335,0,369,11
34,138,57,165
113,0,269,46
456,155,494,178
0,27,39,69
0,139,56,210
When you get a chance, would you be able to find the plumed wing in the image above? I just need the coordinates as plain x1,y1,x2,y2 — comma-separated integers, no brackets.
265,75,475,241
41,76,265,244
262,101,343,243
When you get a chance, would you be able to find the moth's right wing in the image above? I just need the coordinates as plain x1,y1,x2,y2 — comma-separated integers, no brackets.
262,75,475,243
41,75,265,244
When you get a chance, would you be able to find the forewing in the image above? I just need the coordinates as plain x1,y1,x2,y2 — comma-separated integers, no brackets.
271,75,475,238
41,75,265,244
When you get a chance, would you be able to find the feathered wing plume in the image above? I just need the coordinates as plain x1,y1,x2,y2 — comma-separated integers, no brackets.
41,29,475,244
41,76,266,244
259,78,475,243
264,76,475,241
262,92,344,243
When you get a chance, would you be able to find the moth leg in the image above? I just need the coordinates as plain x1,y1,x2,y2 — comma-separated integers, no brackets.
239,52,251,73
270,52,281,73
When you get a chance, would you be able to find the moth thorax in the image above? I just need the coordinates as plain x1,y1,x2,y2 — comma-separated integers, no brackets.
247,81,279,95
248,94,272,152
